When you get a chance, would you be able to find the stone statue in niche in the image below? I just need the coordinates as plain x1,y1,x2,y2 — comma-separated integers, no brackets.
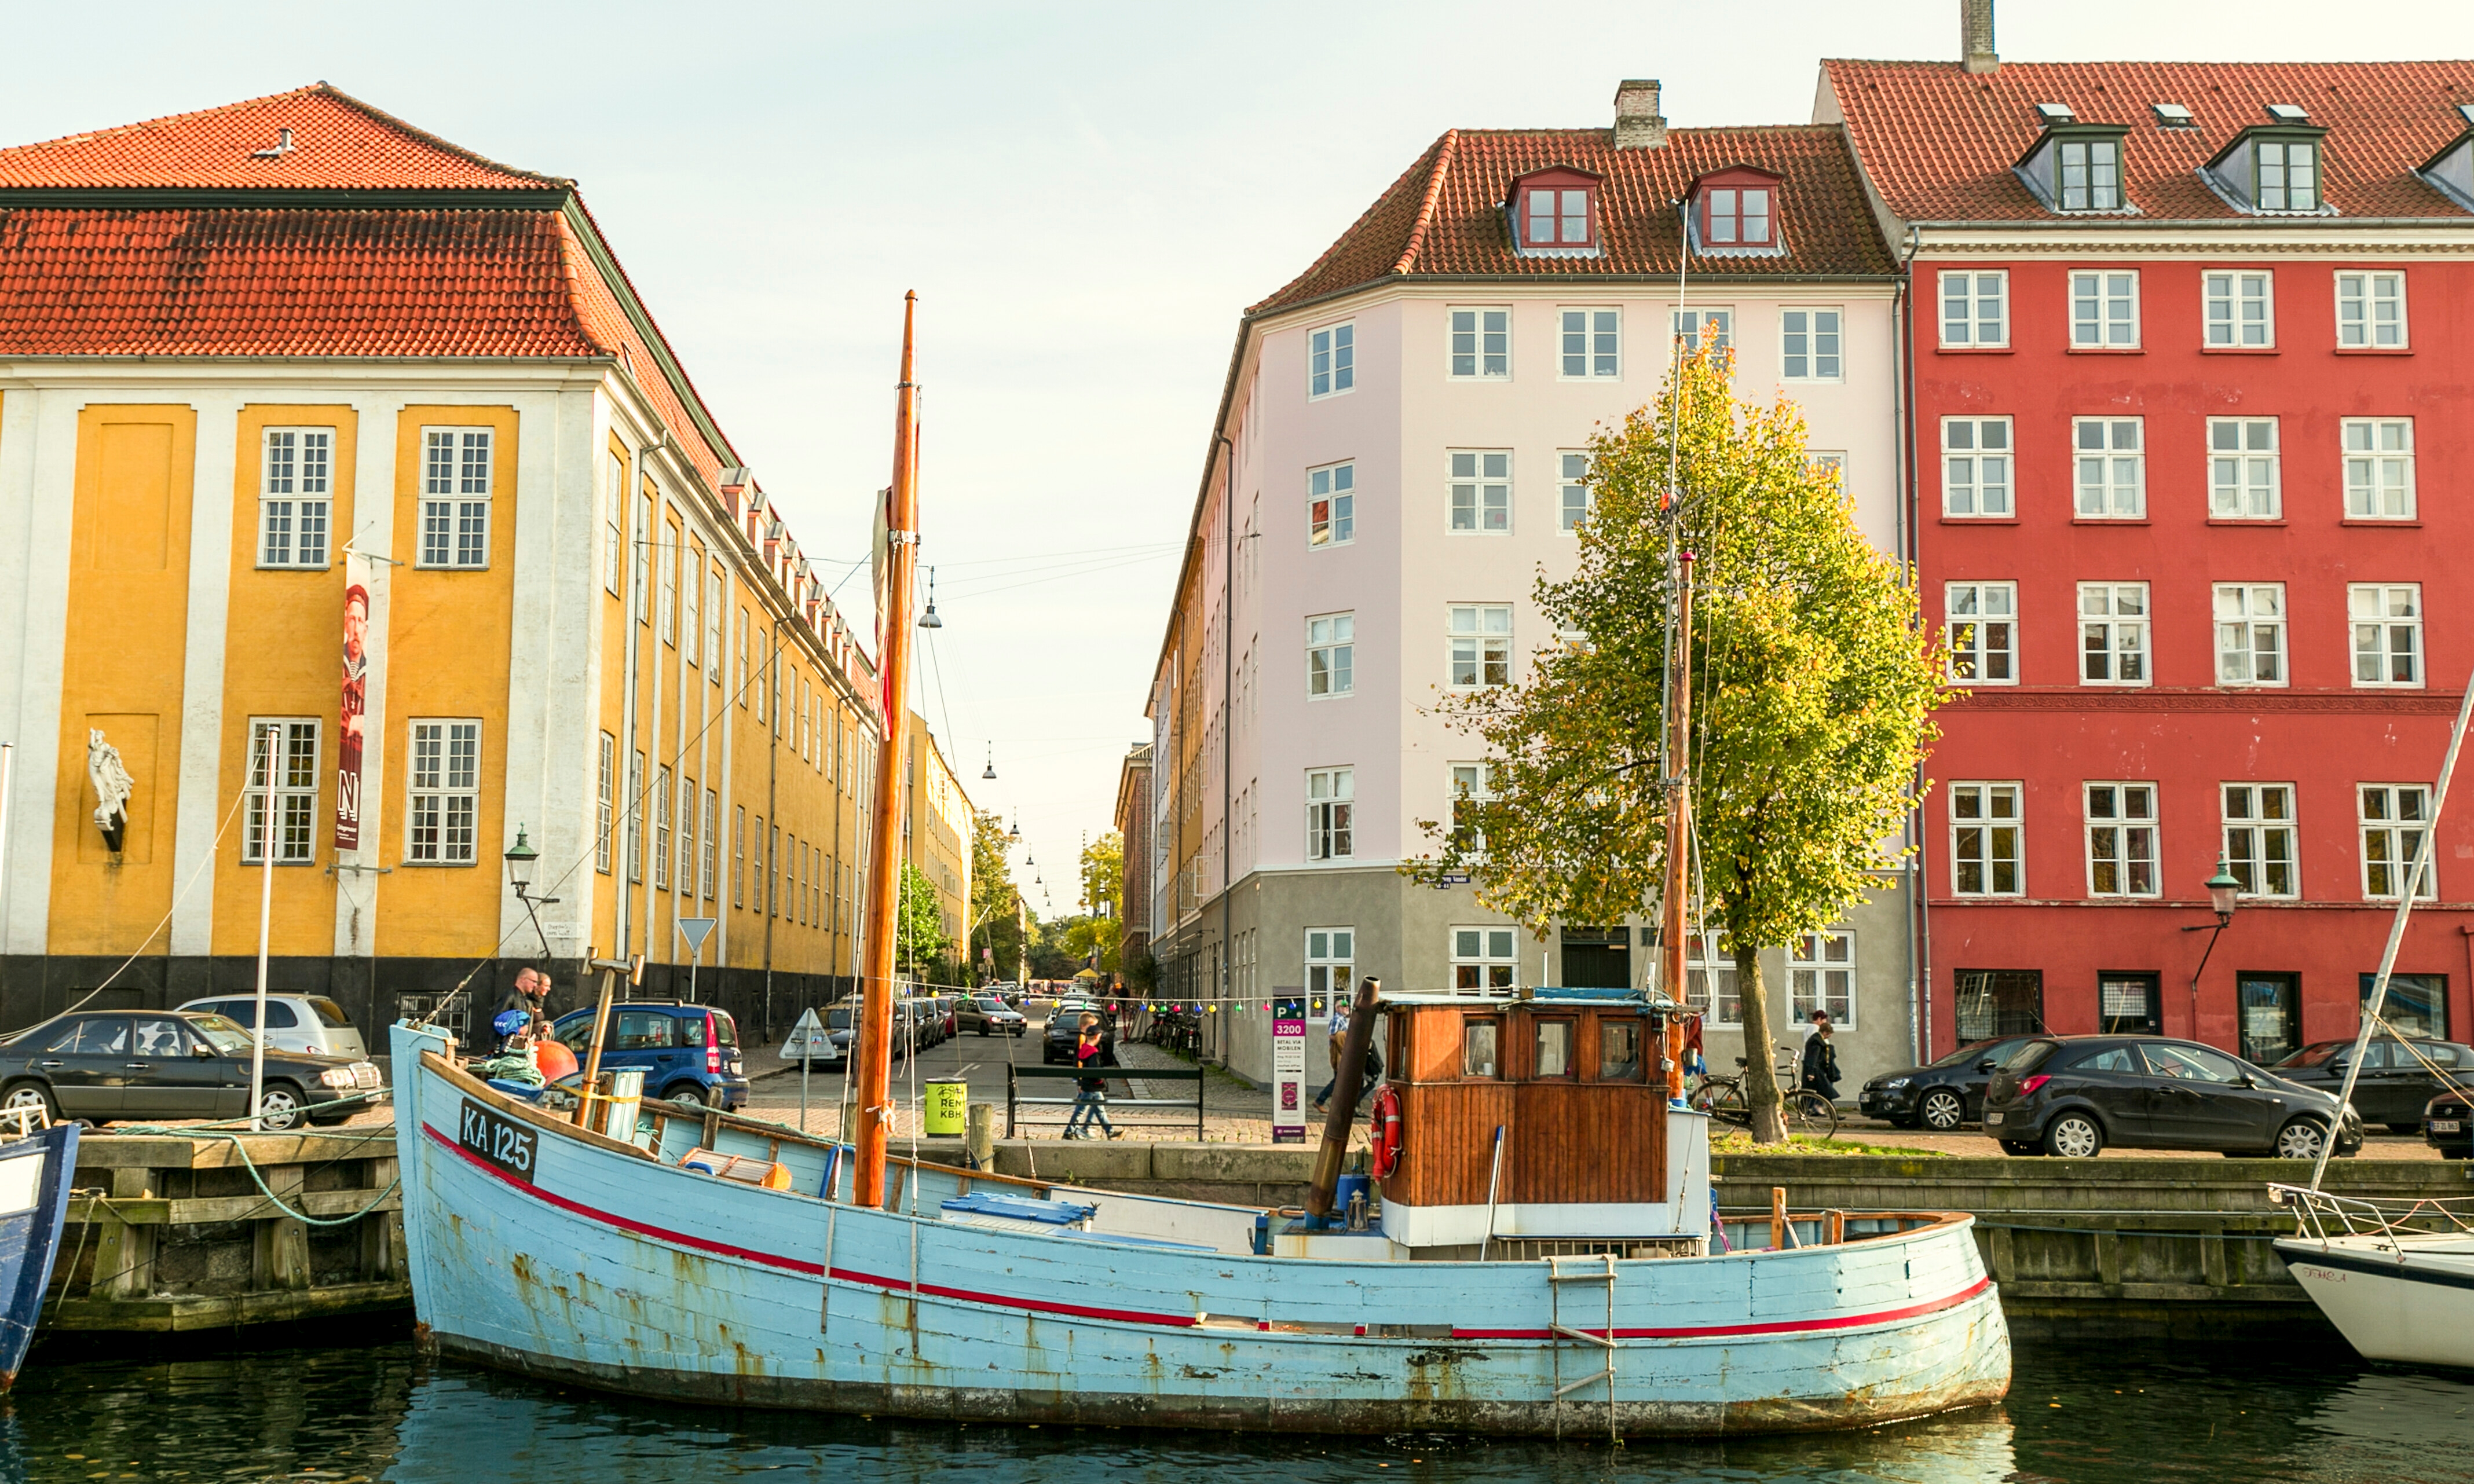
87,728,132,854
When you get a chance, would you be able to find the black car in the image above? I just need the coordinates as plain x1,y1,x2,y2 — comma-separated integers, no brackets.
2270,1038,2474,1133
0,1010,385,1131
1859,1036,2038,1131
1042,1000,1117,1065
1983,1035,2363,1160
2424,1086,2471,1159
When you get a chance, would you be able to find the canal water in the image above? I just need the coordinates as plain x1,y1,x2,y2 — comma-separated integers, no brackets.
7,1337,2469,1483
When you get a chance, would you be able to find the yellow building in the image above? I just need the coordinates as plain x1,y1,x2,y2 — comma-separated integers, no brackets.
0,86,881,1044
902,714,973,977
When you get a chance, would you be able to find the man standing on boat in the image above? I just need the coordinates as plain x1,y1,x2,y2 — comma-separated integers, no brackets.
498,967,551,1038
1802,1012,1842,1105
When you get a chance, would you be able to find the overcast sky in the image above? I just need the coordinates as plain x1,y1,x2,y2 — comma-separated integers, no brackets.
8,1,2471,919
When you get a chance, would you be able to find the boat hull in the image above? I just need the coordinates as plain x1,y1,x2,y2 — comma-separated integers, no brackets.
2275,1236,2474,1371
0,1123,79,1386
394,1024,2008,1437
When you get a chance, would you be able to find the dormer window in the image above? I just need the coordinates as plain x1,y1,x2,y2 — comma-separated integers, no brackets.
1687,166,1785,254
1524,186,1592,247
2016,119,2131,214
2057,137,2122,211
1507,166,1602,255
2256,139,2317,211
2207,109,2330,215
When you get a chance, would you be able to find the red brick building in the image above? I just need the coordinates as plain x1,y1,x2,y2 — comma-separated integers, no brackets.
1824,53,2474,1064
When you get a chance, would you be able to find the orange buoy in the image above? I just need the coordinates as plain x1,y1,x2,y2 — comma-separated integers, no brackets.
535,1037,579,1082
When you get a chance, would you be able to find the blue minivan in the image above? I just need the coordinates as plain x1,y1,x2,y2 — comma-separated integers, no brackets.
551,1002,749,1112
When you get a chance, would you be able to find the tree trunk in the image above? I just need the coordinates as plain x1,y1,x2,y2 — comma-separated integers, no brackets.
1730,906,1788,1143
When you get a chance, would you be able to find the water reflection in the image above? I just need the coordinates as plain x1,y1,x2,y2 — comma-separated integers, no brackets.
5,1338,2469,1484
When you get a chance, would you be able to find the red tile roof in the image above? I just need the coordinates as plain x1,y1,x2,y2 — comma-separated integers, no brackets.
1824,59,2474,222
0,83,559,192
1251,124,1895,316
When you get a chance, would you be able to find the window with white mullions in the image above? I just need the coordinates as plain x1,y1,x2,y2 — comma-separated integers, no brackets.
418,428,492,569
2214,583,2286,686
2342,419,2414,519
595,732,614,874
626,750,645,882
1309,323,1355,398
259,428,332,568
2204,272,2274,347
2349,584,2422,687
2069,271,2139,348
1686,940,1742,1025
1305,928,1353,1006
2360,785,2435,900
1941,417,2012,516
1781,308,1841,380
2074,417,2144,518
1306,613,1353,698
701,788,718,899
2085,782,2160,897
1452,926,1518,994
1558,452,1591,533
1672,308,1731,353
2336,272,2406,348
1790,929,1855,1028
1305,768,1354,862
1946,582,2016,684
2078,582,2150,686
1559,309,1619,378
2223,784,2297,899
407,720,480,864
1448,761,1493,853
653,765,672,890
1950,782,2023,896
603,453,625,595
1449,309,1510,378
1448,605,1512,689
2208,419,2279,518
242,719,319,864
1939,271,2008,347
1448,450,1510,533
1308,461,1354,548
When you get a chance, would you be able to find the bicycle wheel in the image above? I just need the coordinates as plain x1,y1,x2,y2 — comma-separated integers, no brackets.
1698,1080,1752,1130
1788,1089,1841,1141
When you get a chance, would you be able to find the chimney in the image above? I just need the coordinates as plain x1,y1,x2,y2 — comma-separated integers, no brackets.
1961,0,2000,75
1613,79,1667,151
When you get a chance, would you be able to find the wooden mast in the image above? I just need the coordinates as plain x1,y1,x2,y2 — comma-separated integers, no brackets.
1658,553,1695,1104
856,292,920,1208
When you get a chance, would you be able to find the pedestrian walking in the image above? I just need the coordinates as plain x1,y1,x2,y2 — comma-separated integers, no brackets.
1801,1010,1842,1103
1064,1013,1121,1139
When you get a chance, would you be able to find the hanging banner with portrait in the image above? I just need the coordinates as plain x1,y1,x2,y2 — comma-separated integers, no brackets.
336,582,369,852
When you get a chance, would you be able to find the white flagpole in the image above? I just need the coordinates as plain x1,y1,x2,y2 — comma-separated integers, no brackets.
251,724,274,1132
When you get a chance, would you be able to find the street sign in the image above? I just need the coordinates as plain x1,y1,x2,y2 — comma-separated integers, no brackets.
1435,873,1471,888
676,917,718,953
781,1007,832,1061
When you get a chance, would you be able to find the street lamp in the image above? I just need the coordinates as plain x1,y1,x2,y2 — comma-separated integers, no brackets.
919,567,943,629
982,743,996,781
2183,855,2244,1036
504,824,558,960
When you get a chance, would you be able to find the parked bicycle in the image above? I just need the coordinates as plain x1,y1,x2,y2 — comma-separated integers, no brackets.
1689,1043,1840,1140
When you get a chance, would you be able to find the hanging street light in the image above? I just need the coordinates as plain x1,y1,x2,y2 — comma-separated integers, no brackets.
918,567,943,629
982,743,996,781
503,823,557,959
2183,855,2245,1036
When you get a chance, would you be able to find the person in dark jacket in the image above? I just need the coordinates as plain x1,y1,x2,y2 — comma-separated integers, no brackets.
1800,1011,1842,1102
1064,1013,1121,1139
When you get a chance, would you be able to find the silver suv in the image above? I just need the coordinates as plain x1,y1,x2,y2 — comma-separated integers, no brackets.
177,994,367,1060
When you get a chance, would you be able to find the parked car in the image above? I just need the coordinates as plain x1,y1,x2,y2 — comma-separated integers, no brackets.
1983,1035,2363,1160
960,995,1028,1037
930,996,962,1039
1042,1000,1117,1065
897,998,943,1049
1858,1036,2038,1131
176,993,368,1060
551,1002,748,1111
2269,1038,2474,1132
2424,1085,2472,1159
0,1010,384,1130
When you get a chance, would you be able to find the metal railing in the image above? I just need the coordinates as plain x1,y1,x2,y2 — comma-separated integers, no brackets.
1005,1063,1205,1139
2270,1181,2474,1243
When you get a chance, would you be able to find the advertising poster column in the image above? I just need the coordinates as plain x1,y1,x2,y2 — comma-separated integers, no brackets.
1271,992,1308,1144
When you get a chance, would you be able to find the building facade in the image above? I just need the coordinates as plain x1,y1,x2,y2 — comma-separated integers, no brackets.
903,713,974,966
1147,86,1923,1087
1825,46,2474,1062
1113,743,1153,972
0,86,882,1047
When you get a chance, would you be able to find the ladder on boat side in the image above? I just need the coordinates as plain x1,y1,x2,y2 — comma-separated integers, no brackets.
1546,1253,1619,1443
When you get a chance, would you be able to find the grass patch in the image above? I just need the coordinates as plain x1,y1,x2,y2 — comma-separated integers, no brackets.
1708,1130,1948,1158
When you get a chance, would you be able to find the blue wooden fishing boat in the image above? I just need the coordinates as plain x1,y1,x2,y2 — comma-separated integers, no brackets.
0,1112,78,1386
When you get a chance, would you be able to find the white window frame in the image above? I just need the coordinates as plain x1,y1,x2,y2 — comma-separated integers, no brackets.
1451,926,1519,995
653,764,673,890
2223,783,2298,900
1780,307,1843,380
1448,604,1513,690
241,718,319,865
2342,419,2415,520
2335,270,2407,349
1309,321,1355,399
1558,307,1620,379
1671,307,1732,354
2202,270,2275,348
1939,270,2009,348
2069,270,2140,349
1941,417,2014,517
1448,307,1510,379
2073,417,2146,518
733,804,746,907
1946,582,2016,685
2349,584,2424,688
658,519,678,647
632,491,653,620
625,750,644,882
596,732,614,874
1448,450,1512,534
258,428,334,570
1789,928,1856,1029
2208,418,2281,519
1950,782,2023,897
2360,784,2436,900
1448,761,1494,852
2078,582,2151,687
1308,461,1355,548
702,788,719,899
707,570,726,686
682,543,701,667
1306,612,1354,699
1305,768,1354,862
2213,583,2288,686
1558,451,1592,533
603,451,625,595
2084,781,2161,898
1686,939,1742,1025
406,719,481,865
1807,452,1849,495
1304,928,1355,1004
416,427,493,569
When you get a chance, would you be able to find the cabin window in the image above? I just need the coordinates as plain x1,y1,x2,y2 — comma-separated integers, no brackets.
1533,1019,1575,1078
1462,1017,1501,1079
1600,1019,1645,1082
